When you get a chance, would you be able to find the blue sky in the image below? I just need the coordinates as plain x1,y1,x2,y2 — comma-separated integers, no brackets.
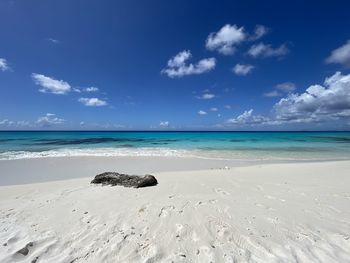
1,0,350,130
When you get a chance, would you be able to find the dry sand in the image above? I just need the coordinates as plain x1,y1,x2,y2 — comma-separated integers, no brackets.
0,158,350,262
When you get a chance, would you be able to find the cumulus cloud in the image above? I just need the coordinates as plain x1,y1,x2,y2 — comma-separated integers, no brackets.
198,110,207,115
224,105,231,109
36,113,65,126
224,72,350,127
159,121,169,127
0,58,10,71
32,73,71,94
78,97,107,107
233,64,254,76
325,40,350,67
274,72,350,123
162,50,216,78
196,93,216,100
210,107,218,112
206,24,246,55
248,43,289,58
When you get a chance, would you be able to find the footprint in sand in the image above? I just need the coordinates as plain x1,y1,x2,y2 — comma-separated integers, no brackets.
214,188,230,196
254,202,275,211
158,205,175,218
195,199,218,207
138,203,150,216
175,224,185,240
196,246,215,261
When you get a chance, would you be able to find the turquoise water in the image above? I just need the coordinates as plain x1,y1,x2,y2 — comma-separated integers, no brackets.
0,131,350,161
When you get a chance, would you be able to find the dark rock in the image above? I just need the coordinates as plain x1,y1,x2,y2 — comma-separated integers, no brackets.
91,172,158,188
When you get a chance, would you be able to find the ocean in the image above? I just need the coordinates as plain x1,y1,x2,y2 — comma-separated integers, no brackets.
0,131,350,162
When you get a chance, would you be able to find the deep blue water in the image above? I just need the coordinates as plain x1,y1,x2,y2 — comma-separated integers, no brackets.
0,131,350,161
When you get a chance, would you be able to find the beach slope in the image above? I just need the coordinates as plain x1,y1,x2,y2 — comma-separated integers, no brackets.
0,160,350,262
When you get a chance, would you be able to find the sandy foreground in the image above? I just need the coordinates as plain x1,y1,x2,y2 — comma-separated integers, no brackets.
0,158,350,262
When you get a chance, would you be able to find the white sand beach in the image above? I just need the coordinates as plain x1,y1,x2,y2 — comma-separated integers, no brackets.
0,158,350,262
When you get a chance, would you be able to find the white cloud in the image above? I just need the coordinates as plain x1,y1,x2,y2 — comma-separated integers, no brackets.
78,97,107,107
248,43,289,58
73,87,99,93
226,109,269,125
196,93,216,100
263,90,282,97
233,64,254,76
276,82,296,92
0,119,11,125
73,88,81,93
210,107,218,112
198,110,207,115
159,121,169,127
252,25,269,40
84,87,99,92
32,73,71,94
274,72,350,123
325,40,350,67
206,24,246,55
227,109,252,124
36,113,65,126
162,50,216,78
223,72,350,127
16,121,31,127
0,119,32,128
0,58,10,71
224,105,231,109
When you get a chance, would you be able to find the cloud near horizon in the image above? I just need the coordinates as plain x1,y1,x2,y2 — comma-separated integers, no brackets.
161,50,216,78
36,113,65,127
227,109,269,125
274,72,350,123
227,72,350,126
159,121,169,127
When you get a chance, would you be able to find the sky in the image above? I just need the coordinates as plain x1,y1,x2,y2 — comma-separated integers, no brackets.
1,0,350,131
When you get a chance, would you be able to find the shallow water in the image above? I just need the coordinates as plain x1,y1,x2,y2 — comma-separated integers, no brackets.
0,131,350,161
